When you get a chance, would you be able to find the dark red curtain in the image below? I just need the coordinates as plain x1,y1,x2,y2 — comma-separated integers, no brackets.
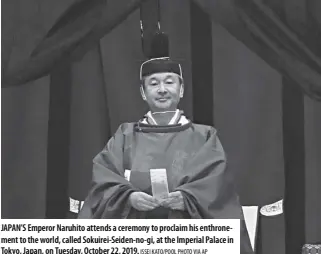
211,21,285,254
2,0,75,218
2,1,321,254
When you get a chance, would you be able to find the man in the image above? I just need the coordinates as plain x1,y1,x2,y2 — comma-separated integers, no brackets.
78,32,253,253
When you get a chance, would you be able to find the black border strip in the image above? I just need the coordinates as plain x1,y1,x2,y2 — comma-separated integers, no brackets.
46,64,72,218
282,78,306,254
190,1,214,126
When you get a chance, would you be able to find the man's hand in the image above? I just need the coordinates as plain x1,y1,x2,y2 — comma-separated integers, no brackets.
129,192,159,211
161,191,185,211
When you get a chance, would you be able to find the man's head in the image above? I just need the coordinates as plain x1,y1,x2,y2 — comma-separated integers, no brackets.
139,32,184,112
140,72,184,112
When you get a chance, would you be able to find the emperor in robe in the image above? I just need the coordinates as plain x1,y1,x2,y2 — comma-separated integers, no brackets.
79,32,253,254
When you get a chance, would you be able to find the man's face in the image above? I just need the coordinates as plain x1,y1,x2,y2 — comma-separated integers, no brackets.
141,72,184,112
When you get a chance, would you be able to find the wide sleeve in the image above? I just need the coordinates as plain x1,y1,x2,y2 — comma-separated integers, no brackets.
175,128,253,253
78,124,138,219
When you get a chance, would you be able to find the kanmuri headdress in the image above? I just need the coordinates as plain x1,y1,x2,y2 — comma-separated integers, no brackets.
139,32,183,80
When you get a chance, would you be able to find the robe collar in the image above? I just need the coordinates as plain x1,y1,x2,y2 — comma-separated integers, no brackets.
141,109,189,126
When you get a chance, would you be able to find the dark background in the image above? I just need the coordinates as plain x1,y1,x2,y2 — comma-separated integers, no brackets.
2,1,321,254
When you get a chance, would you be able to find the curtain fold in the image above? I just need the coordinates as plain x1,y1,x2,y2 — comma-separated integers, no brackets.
192,0,321,101
2,0,146,88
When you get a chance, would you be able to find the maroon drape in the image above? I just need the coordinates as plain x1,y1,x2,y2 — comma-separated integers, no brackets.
2,1,321,253
2,0,147,87
3,0,321,102
193,0,321,101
